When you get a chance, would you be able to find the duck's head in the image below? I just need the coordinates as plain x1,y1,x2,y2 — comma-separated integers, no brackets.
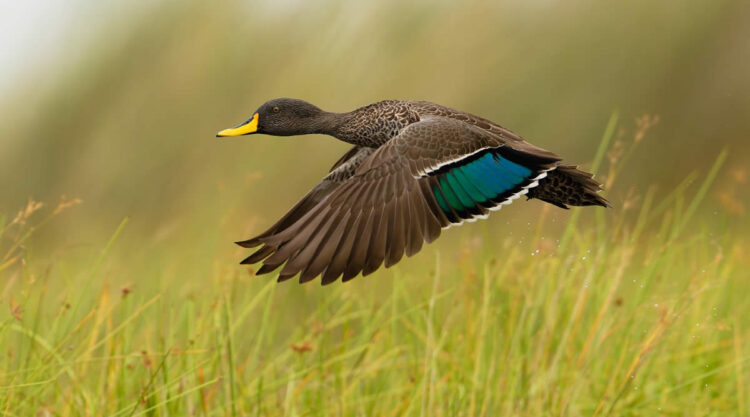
217,98,326,137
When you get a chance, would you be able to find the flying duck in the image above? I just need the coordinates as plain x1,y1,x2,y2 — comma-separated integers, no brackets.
218,99,608,284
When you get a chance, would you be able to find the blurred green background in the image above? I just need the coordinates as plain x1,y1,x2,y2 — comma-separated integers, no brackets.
1,1,749,414
0,0,748,278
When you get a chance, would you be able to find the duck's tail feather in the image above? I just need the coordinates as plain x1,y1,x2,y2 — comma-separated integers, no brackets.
527,165,609,209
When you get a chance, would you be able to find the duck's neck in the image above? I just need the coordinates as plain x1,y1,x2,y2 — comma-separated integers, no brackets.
311,111,365,145
310,111,349,135
317,101,420,147
310,103,412,147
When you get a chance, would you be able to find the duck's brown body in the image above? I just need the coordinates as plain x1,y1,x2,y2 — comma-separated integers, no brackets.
219,99,608,284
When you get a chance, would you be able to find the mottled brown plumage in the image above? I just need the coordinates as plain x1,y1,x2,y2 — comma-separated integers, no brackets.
220,98,608,284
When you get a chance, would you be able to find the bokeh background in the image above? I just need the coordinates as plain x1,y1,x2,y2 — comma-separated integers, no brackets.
1,1,748,414
1,0,748,277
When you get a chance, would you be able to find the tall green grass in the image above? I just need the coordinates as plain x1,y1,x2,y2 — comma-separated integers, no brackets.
0,119,747,416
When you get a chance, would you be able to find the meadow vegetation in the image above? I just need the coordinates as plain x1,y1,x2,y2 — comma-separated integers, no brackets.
1,115,747,416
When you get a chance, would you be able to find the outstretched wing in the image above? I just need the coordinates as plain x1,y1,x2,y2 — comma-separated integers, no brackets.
235,146,372,259
242,117,560,284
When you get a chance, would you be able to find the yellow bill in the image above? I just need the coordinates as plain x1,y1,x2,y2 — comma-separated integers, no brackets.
217,113,259,137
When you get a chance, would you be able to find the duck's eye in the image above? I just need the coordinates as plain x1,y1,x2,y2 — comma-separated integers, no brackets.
272,106,280,113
